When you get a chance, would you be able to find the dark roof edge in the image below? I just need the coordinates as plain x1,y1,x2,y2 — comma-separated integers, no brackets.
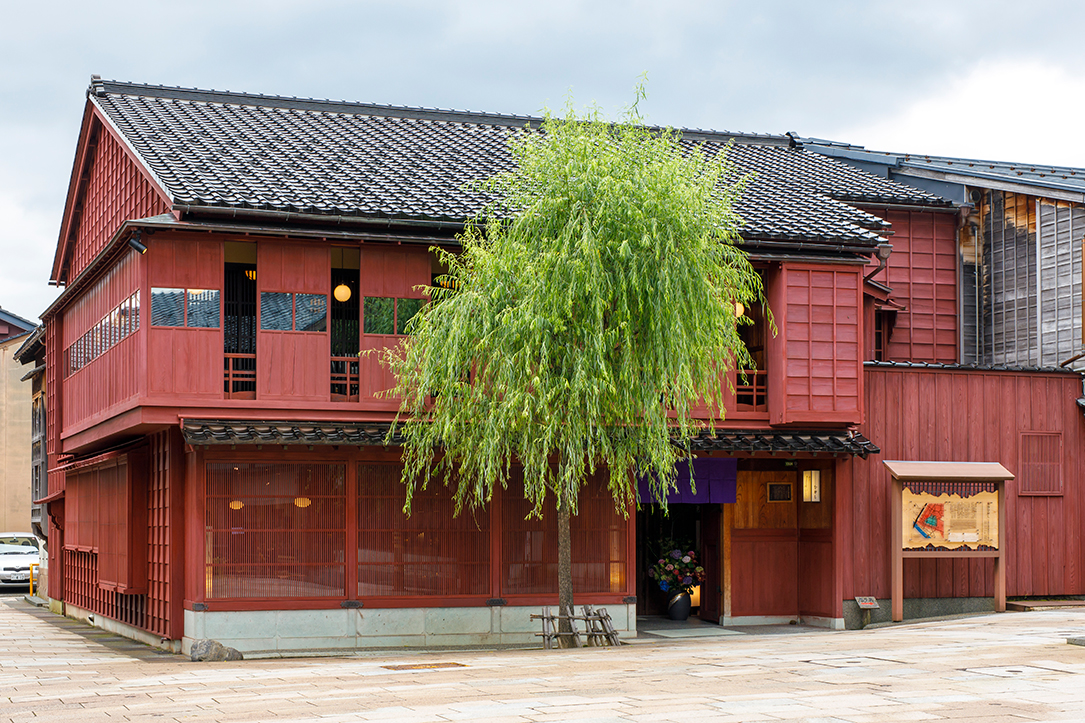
0,307,37,331
865,360,1080,375
91,77,790,146
12,325,45,363
138,212,460,246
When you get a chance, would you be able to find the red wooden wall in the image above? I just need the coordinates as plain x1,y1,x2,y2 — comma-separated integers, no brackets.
258,241,330,401
357,246,431,407
843,366,1085,601
862,207,958,364
61,252,143,434
146,233,223,400
767,263,862,425
62,120,169,283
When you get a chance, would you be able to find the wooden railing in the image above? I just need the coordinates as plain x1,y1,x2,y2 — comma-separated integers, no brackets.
330,357,360,402
224,354,256,399
735,369,767,412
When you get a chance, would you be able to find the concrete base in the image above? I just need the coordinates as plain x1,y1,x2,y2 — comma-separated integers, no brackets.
842,597,996,630
60,601,182,653
721,615,796,626
802,614,846,630
182,603,637,655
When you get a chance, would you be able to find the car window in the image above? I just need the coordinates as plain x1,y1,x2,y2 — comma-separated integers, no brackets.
0,543,38,555
0,536,37,548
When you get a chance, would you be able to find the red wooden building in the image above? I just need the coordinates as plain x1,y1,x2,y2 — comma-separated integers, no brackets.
35,78,1084,653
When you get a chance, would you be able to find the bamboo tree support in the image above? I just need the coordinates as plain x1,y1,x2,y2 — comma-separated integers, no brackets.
532,606,621,648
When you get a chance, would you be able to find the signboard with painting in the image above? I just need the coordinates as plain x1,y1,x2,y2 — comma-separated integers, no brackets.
884,461,1012,623
902,487,999,550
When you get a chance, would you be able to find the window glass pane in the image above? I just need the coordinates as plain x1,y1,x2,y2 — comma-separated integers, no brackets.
151,288,185,327
260,292,294,331
295,293,327,332
396,298,425,335
364,296,395,335
187,289,221,328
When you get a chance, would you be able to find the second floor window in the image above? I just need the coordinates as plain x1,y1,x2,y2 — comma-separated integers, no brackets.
363,297,424,335
151,287,220,328
260,292,327,332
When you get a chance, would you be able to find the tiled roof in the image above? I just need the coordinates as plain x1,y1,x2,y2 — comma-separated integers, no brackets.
181,418,879,457
804,138,1085,201
689,429,879,457
865,360,1080,375
91,78,950,250
182,419,404,446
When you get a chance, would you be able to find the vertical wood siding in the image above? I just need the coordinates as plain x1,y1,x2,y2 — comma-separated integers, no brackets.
356,246,430,406
1037,201,1084,366
146,234,223,400
772,264,862,425
146,429,183,638
61,253,143,432
846,366,1085,600
66,126,169,281
257,242,330,400
862,208,958,364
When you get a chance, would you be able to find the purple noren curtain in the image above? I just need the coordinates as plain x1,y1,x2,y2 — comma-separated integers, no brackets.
637,457,737,504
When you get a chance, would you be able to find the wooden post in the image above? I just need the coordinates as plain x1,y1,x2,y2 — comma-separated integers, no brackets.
890,475,903,622
995,480,1006,612
722,502,733,623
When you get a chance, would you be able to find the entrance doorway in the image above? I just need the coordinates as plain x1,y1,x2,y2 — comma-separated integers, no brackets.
636,503,722,622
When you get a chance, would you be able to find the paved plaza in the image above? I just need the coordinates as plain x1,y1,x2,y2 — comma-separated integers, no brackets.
2,597,1085,722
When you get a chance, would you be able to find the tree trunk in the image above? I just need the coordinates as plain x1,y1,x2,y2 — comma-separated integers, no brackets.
557,493,577,648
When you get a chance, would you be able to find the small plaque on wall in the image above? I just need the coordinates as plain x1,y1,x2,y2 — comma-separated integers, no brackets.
768,483,792,502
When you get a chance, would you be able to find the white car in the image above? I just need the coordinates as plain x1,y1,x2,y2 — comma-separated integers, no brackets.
0,533,41,587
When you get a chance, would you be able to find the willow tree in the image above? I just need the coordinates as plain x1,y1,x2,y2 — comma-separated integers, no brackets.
388,93,763,646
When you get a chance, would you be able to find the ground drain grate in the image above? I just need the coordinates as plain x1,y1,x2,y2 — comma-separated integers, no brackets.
382,662,467,671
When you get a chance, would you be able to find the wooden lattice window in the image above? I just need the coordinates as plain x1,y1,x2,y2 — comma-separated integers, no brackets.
1019,432,1063,496
501,470,628,596
205,462,347,599
356,464,490,598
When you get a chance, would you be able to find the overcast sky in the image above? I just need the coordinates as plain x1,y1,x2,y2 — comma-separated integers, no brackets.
4,0,1085,322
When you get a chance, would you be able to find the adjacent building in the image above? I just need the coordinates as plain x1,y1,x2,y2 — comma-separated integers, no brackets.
0,307,37,533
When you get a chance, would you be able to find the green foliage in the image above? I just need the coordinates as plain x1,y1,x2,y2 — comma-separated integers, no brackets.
388,91,766,518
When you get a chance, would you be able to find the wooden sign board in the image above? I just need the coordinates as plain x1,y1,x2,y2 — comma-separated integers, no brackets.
855,596,879,610
884,460,1011,623
767,483,792,502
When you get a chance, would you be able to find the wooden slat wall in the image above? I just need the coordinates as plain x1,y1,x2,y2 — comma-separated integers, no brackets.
147,234,223,400
258,241,330,400
772,264,862,425
863,208,958,364
357,246,430,297
61,253,142,431
146,429,183,639
67,127,170,281
356,246,430,405
846,366,1085,600
1037,201,1084,367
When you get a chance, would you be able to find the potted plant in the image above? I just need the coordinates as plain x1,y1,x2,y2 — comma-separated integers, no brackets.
647,540,706,620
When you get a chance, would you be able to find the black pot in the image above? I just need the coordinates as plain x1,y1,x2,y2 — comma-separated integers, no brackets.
666,591,692,621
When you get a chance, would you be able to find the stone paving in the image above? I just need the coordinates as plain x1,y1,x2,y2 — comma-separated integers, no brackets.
3,597,1085,722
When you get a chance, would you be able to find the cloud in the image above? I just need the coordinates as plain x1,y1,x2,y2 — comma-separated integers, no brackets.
830,59,1085,167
